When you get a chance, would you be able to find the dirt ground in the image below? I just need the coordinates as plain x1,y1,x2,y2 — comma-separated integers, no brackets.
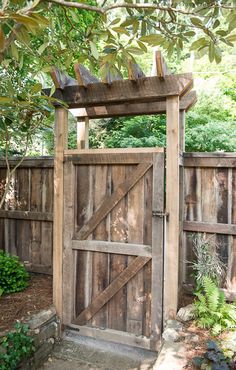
0,273,52,333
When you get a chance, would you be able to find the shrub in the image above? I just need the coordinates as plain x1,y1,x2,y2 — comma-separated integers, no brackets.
194,277,236,336
0,323,34,370
0,251,29,294
190,234,226,288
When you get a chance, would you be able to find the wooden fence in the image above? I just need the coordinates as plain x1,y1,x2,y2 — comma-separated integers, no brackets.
0,158,54,274
0,152,236,292
181,153,236,290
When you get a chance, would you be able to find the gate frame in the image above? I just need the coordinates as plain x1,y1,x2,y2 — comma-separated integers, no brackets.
49,54,196,342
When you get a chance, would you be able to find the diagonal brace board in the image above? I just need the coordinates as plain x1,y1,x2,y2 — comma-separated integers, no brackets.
73,256,151,325
76,162,152,240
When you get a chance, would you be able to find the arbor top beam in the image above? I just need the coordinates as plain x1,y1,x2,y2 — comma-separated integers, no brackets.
44,73,193,109
72,90,197,119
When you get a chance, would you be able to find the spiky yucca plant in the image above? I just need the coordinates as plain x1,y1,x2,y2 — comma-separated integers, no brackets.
195,277,236,336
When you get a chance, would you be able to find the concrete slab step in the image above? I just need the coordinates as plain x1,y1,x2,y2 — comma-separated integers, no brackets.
40,329,158,370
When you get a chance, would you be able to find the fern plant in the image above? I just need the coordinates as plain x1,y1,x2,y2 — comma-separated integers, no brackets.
195,277,236,335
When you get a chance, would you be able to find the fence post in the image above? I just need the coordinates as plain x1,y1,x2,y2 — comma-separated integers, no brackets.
53,107,68,320
77,117,89,149
164,95,180,319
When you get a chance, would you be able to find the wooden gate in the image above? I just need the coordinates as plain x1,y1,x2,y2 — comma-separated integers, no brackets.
62,148,164,350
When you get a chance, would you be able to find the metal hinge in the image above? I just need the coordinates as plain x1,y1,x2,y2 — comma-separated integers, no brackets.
152,210,169,219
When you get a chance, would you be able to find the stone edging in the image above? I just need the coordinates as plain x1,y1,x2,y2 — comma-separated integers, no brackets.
0,306,60,369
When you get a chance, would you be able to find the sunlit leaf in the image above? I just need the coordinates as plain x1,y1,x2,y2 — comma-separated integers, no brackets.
90,41,99,59
139,34,164,45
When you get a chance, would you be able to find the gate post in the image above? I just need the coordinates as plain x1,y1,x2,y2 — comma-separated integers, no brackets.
53,107,68,320
164,96,180,319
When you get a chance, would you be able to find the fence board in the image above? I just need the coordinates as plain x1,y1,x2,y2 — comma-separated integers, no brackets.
182,153,236,289
0,158,54,274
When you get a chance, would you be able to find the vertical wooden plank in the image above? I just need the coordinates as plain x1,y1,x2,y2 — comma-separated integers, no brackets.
183,167,202,284
91,165,109,328
30,169,42,265
0,168,6,252
142,168,152,338
179,110,185,291
216,169,228,267
126,166,144,336
151,152,164,350
77,117,89,149
108,165,127,332
75,165,93,317
63,160,75,325
41,168,53,267
15,169,31,263
230,169,236,290
53,107,68,319
165,95,180,319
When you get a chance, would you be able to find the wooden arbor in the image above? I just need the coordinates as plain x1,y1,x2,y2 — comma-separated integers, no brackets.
47,52,196,348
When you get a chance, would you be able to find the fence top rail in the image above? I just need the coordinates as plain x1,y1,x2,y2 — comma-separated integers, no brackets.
184,152,236,168
0,157,54,168
184,152,236,158
64,148,164,156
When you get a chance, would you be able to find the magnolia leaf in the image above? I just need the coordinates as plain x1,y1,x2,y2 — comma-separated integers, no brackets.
126,47,143,55
30,83,42,94
137,40,147,52
109,18,121,26
141,21,146,36
209,41,215,63
139,34,164,45
30,14,49,27
132,19,139,34
0,97,14,104
214,47,222,64
216,30,228,36
226,34,236,42
0,27,4,51
38,42,48,55
69,9,80,23
213,19,220,29
112,27,130,36
90,41,99,60
10,42,19,61
120,18,134,27
12,14,39,28
184,31,196,37
19,54,24,69
190,37,207,50
190,17,203,27
16,28,30,45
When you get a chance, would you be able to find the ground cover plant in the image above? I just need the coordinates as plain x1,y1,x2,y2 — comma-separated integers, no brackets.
194,277,236,336
193,340,233,370
0,323,34,370
0,251,29,294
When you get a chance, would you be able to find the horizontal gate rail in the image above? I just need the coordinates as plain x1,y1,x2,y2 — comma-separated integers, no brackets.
72,240,152,257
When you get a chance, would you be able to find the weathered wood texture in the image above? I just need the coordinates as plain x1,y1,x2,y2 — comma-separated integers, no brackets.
0,159,54,274
182,153,236,291
63,149,164,350
44,73,193,108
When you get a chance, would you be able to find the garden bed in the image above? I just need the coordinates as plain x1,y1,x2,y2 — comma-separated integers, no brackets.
0,273,52,334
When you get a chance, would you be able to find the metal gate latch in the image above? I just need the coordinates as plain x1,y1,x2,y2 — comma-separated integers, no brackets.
152,210,169,219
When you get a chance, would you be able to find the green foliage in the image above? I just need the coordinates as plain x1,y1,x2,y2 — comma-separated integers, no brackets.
194,277,236,336
193,340,230,370
0,251,29,294
89,115,166,149
0,323,34,370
